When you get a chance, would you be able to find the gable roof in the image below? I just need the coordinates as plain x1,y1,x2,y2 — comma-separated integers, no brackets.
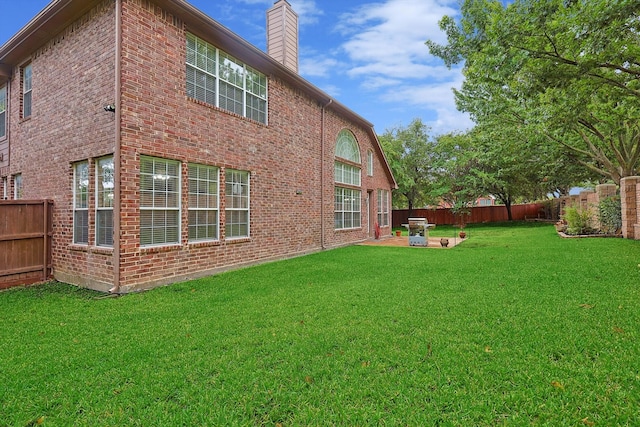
0,0,397,188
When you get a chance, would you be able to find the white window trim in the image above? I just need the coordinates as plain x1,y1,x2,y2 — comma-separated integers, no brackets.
96,156,114,247
72,163,89,244
335,187,362,230
0,84,7,138
188,163,220,242
225,169,250,239
140,156,182,248
22,64,32,119
186,33,268,125
377,189,389,227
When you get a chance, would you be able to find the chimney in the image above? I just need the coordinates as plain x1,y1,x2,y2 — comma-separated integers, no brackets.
266,0,299,73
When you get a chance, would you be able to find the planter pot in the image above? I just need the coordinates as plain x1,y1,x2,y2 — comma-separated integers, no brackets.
395,230,402,237
459,231,467,239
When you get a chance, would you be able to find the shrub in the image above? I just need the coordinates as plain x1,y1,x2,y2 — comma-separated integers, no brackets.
598,196,622,234
562,205,594,235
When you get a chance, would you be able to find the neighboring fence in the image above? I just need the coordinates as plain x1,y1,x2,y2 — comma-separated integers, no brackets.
0,200,53,290
393,203,548,228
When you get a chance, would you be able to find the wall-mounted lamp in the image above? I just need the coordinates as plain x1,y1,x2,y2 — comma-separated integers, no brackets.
103,104,116,112
296,190,303,195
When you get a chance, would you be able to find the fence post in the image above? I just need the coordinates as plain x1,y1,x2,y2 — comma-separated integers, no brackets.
620,176,640,239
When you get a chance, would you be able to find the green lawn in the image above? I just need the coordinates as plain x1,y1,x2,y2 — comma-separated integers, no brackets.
1,223,639,426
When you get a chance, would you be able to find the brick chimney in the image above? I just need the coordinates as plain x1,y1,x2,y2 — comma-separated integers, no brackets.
266,0,299,73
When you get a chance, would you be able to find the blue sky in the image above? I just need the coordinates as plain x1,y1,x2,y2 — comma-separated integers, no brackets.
0,0,473,136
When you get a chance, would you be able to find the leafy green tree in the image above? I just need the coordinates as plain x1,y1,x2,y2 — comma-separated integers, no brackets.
379,119,437,214
426,0,640,184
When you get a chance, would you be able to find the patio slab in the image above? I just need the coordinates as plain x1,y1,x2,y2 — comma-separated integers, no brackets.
359,235,465,248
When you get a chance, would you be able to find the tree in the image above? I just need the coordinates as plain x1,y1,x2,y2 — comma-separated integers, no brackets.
426,0,640,184
379,119,437,215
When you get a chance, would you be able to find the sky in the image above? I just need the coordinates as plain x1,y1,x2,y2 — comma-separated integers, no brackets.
0,0,474,136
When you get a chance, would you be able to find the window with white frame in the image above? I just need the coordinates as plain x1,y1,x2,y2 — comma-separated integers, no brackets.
140,156,180,247
188,163,219,242
335,187,361,229
225,169,249,239
73,163,89,244
334,129,362,230
13,174,23,200
0,84,6,138
2,177,7,200
367,151,374,176
186,33,267,124
22,64,32,118
96,156,114,247
377,189,389,227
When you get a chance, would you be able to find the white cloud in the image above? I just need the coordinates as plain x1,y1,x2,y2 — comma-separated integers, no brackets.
299,56,340,77
338,0,456,68
288,0,324,25
333,0,470,134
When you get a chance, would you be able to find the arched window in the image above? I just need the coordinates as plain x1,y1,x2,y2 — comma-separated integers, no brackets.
335,129,361,163
334,130,361,230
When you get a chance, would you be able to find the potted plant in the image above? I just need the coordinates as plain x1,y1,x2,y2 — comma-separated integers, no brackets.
451,201,471,239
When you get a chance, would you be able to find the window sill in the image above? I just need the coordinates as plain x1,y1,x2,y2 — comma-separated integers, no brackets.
140,244,182,254
335,227,363,233
188,239,221,248
68,244,114,254
225,236,251,244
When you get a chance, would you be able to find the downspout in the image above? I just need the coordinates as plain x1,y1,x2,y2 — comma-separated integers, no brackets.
110,0,122,294
320,98,332,250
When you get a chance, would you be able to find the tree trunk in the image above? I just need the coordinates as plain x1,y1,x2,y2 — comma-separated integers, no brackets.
505,199,513,221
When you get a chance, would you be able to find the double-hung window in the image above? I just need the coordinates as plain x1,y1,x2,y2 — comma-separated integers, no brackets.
0,85,6,138
186,33,267,124
188,163,219,242
13,174,23,200
96,156,114,247
22,64,32,118
334,130,362,230
73,162,89,244
140,156,180,247
225,169,250,239
377,189,389,227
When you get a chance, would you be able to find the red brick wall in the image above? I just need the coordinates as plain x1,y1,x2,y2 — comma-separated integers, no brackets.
4,0,394,292
4,1,116,290
113,0,393,291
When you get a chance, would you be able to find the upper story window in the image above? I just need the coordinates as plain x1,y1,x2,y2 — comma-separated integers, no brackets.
334,130,362,230
334,129,361,187
22,64,32,119
0,85,6,138
367,151,374,176
186,33,267,124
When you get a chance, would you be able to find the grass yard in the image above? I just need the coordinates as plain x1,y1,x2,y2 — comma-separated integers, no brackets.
1,223,639,426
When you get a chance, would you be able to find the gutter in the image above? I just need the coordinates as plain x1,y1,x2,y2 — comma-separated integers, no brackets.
320,98,332,250
110,0,122,294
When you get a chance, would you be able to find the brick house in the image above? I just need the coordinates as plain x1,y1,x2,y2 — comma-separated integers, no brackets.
0,0,396,292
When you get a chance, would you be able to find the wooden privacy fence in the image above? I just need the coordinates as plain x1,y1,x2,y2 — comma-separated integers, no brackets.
0,200,53,290
393,203,548,228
